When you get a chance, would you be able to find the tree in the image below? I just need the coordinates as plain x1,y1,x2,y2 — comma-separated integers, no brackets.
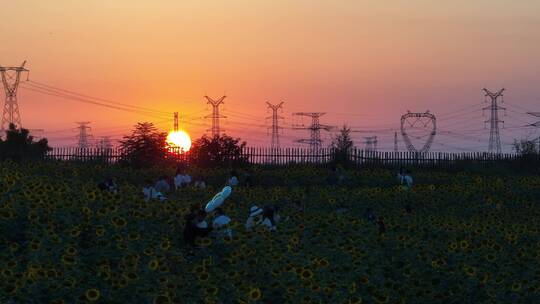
119,122,168,167
189,134,247,167
331,125,353,165
513,138,538,156
0,124,51,161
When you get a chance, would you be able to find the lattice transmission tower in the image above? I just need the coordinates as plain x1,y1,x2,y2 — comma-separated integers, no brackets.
528,112,540,152
292,112,334,150
0,61,29,132
204,96,226,137
173,112,179,132
76,122,92,149
364,136,378,151
96,136,112,150
266,101,284,149
483,88,505,154
394,132,398,152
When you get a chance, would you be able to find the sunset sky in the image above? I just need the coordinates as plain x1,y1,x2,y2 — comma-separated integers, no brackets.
3,0,540,151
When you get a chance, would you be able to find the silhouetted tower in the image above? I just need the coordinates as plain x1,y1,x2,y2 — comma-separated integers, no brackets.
266,101,284,149
76,122,92,149
96,136,112,150
364,136,378,151
173,112,179,132
0,61,29,132
205,96,226,137
293,112,334,150
394,132,398,152
528,112,540,152
483,88,505,154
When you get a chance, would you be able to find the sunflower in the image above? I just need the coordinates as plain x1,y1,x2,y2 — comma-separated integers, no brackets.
300,269,314,280
348,296,363,304
248,287,262,301
197,272,210,282
148,259,159,271
85,288,100,301
153,295,172,304
205,286,218,296
511,282,522,292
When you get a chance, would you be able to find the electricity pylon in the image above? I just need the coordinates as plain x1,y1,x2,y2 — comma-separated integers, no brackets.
204,96,226,137
394,132,398,152
292,112,334,150
364,136,378,151
76,122,92,149
0,61,29,132
483,88,505,154
266,101,284,149
173,112,179,132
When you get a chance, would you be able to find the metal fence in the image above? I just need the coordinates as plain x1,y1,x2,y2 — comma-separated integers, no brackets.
44,147,527,167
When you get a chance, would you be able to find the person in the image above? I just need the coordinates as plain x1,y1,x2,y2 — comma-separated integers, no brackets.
98,178,118,194
377,217,386,236
143,180,166,201
261,205,281,231
398,168,413,190
183,209,212,250
244,170,255,187
193,176,206,189
291,200,305,216
365,208,376,222
227,171,239,187
155,176,171,193
212,208,232,238
245,205,263,231
174,168,192,190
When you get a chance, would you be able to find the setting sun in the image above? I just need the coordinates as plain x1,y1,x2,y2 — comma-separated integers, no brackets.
166,130,192,152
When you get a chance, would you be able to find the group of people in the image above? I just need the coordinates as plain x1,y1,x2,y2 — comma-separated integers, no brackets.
99,165,414,254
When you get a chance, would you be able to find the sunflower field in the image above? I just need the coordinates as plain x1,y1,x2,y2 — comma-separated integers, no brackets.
1,160,540,303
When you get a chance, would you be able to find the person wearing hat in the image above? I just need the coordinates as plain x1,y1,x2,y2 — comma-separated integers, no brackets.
212,208,232,238
245,205,263,231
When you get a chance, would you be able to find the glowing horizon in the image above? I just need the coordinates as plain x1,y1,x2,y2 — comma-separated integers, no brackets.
3,0,540,152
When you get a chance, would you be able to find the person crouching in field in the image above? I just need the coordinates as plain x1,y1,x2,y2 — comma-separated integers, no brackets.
183,209,212,253
245,206,263,231
174,168,192,190
212,208,232,238
98,178,118,194
261,206,281,232
143,179,166,201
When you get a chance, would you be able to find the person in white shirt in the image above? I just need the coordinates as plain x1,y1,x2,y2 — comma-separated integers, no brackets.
245,205,263,230
227,171,239,187
212,208,232,238
397,168,413,190
143,180,166,202
174,172,192,190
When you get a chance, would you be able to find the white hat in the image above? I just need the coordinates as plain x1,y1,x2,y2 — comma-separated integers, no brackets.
249,206,263,217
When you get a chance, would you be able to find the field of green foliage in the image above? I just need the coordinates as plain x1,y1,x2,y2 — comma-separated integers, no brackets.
1,160,539,303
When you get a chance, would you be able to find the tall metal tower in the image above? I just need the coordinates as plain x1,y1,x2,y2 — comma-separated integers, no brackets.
292,112,334,150
76,122,92,149
0,61,29,132
528,112,540,152
96,136,112,150
364,136,378,151
483,88,505,154
204,95,226,137
173,112,179,132
266,101,284,149
394,132,398,152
